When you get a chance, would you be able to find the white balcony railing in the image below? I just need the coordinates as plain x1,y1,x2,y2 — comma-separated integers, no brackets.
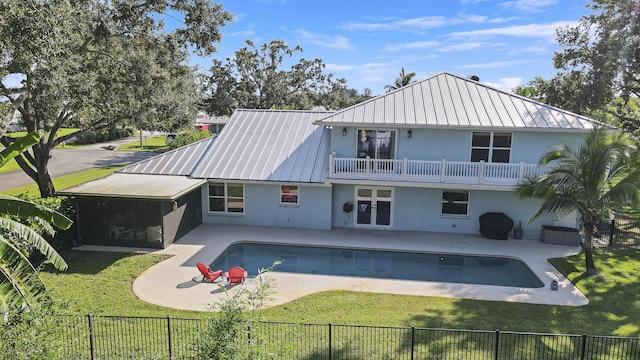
328,154,547,186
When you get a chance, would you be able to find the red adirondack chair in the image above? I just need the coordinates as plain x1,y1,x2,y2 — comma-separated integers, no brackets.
224,266,248,284
196,262,223,283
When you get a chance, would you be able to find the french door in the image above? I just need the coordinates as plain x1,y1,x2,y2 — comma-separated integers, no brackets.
355,187,393,227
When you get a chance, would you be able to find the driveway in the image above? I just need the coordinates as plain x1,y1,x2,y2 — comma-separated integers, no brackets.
0,135,161,192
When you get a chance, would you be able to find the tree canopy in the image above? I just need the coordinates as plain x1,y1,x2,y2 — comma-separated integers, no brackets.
0,0,232,197
516,0,639,134
204,40,358,116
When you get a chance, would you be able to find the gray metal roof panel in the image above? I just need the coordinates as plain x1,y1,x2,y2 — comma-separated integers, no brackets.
119,136,216,175
190,109,333,183
314,72,609,130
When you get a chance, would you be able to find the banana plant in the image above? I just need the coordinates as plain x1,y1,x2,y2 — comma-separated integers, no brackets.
0,132,71,309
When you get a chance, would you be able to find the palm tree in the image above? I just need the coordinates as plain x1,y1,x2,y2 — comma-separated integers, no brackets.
516,128,639,275
384,67,417,92
0,133,71,309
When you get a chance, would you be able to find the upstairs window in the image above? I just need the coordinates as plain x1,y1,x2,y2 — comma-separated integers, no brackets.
208,183,244,213
357,129,396,160
471,132,511,163
280,185,299,204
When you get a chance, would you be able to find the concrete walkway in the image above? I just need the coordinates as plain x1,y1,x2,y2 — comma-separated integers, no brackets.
81,225,589,312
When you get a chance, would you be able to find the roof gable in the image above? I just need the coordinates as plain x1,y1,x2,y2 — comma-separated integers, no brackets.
315,72,609,131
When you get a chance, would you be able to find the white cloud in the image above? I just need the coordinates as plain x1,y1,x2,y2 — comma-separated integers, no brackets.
483,77,524,92
294,30,352,50
499,0,557,13
325,64,356,72
341,16,448,31
457,60,536,69
448,21,576,39
436,42,488,52
385,41,440,52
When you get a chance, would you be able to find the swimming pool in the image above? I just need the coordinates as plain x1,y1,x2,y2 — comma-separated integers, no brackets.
210,242,544,288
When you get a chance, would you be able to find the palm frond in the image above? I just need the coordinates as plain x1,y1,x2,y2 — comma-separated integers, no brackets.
0,235,50,310
0,132,41,167
0,217,68,271
0,194,72,230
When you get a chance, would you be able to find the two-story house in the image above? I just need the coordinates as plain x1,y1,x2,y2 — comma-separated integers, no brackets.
60,72,604,248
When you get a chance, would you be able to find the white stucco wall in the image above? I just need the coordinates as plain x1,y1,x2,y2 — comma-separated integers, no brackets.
331,184,556,238
331,127,588,164
201,183,332,230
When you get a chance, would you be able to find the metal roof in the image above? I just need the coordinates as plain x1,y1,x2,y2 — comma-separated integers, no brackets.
315,72,609,131
190,109,333,183
119,136,216,176
57,174,206,200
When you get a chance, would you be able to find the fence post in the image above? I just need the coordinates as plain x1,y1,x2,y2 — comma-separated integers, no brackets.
87,314,95,360
609,218,615,246
328,323,332,360
167,316,172,360
494,330,500,360
410,326,415,360
580,334,587,360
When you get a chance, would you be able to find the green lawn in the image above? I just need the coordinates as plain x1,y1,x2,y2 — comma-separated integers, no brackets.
2,166,123,197
40,247,640,337
118,135,169,151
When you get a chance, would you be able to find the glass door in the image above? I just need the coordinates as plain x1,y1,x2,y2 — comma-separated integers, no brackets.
356,187,393,227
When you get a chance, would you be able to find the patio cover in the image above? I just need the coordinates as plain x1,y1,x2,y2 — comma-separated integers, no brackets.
57,173,205,200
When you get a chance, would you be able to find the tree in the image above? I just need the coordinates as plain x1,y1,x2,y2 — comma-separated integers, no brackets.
204,40,351,116
0,133,72,309
384,67,417,92
516,128,639,275
551,0,640,132
0,0,232,197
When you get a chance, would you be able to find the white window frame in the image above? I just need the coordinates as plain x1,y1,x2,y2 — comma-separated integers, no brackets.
208,182,244,214
470,132,512,163
441,190,470,217
356,128,397,160
280,185,299,205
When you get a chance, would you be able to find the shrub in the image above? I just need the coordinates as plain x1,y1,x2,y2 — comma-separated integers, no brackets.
192,261,281,360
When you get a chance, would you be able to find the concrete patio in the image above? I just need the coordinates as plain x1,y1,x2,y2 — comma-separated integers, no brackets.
80,224,588,312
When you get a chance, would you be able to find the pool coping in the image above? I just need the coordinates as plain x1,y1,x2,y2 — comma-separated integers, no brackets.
85,224,589,311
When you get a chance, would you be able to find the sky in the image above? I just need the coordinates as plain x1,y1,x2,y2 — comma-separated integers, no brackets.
199,0,591,96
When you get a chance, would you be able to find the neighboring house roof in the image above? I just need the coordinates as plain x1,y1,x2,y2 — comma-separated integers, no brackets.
57,174,205,200
315,72,609,131
120,136,216,176
190,109,333,183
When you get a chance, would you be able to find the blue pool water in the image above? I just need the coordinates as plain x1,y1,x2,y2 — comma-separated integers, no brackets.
210,242,544,288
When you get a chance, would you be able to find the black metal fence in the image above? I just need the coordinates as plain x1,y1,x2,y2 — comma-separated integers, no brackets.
58,315,640,359
595,217,640,248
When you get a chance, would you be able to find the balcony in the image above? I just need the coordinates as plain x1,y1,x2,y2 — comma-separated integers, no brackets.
328,154,547,186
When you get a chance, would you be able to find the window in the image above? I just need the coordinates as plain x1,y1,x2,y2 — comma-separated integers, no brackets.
441,190,469,216
471,132,511,163
357,129,395,159
208,183,244,213
280,185,299,204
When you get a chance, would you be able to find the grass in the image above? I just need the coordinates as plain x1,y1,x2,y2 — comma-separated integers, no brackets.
2,166,124,197
40,247,640,337
118,135,169,151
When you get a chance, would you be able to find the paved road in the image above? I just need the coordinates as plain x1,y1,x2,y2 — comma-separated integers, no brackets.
0,136,161,192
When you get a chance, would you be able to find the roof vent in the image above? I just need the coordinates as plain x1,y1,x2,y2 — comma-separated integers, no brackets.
469,75,480,81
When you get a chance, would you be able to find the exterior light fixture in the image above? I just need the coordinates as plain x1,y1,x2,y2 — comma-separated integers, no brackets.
407,129,412,138
342,128,347,136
